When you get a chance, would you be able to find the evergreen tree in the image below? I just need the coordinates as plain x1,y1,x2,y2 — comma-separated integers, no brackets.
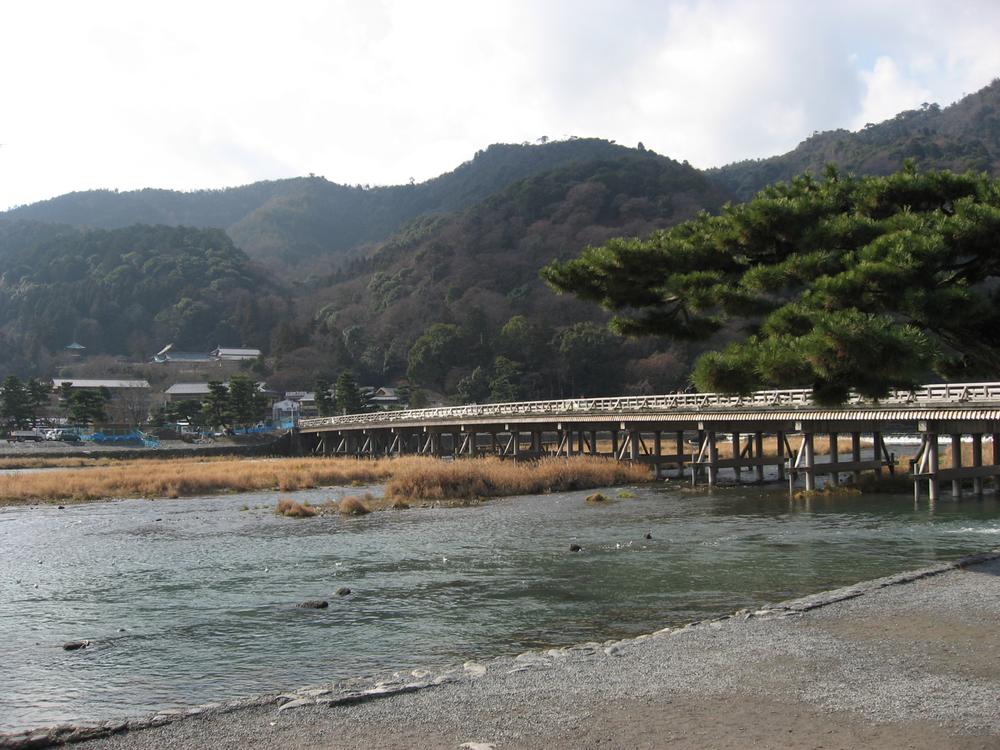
202,381,231,428
228,375,262,427
314,377,334,417
58,382,74,420
1,376,32,429
456,366,491,404
335,372,363,415
68,389,109,426
26,379,50,424
488,357,523,403
543,166,1000,403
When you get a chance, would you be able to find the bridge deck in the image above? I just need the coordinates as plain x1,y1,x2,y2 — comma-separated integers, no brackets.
296,383,1000,502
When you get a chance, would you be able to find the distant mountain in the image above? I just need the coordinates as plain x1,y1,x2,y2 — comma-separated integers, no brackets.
5,77,1000,395
268,150,729,396
4,139,663,269
0,222,286,374
711,78,1000,200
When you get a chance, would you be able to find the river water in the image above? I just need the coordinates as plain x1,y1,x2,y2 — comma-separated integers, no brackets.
2,483,1000,732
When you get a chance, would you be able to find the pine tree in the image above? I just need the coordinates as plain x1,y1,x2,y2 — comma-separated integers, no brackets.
314,378,334,417
335,372,363,415
202,381,231,428
542,166,1000,403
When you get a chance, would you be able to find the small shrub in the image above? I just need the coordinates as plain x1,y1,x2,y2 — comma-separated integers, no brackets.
586,492,610,504
276,497,317,518
339,494,372,516
617,490,636,498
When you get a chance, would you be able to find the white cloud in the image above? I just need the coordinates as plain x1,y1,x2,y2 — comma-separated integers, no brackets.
853,56,933,128
0,0,998,210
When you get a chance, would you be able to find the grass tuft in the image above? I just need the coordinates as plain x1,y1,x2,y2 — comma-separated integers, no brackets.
339,494,373,516
275,497,317,517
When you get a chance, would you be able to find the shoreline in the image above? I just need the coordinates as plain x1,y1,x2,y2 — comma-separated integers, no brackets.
5,548,999,749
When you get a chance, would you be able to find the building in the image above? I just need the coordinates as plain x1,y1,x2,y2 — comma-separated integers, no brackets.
164,382,213,402
370,387,404,409
272,399,300,424
152,344,214,364
284,391,319,418
52,379,150,392
211,347,262,361
164,381,279,406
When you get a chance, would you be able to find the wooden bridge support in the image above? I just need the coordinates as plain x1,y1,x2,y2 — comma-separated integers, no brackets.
298,405,999,498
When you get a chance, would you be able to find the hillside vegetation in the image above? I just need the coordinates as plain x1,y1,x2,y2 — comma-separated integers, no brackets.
7,139,659,269
267,151,729,396
712,78,1000,200
0,222,285,374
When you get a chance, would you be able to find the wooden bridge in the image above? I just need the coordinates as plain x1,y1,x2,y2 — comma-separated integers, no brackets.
298,382,1000,502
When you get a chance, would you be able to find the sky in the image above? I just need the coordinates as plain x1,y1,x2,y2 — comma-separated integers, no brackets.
1,0,999,210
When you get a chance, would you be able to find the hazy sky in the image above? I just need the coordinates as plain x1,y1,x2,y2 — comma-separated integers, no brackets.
1,0,999,210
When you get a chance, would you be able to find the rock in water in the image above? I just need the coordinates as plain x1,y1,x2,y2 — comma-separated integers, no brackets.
298,600,329,609
335,587,352,597
645,532,653,540
63,640,90,651
569,544,583,552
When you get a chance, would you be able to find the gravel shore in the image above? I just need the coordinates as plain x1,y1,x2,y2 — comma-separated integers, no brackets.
12,551,1000,750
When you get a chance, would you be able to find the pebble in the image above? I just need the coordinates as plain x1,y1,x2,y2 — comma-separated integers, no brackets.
62,640,90,651
335,587,352,597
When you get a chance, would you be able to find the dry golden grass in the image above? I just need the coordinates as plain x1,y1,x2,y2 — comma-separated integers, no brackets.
0,456,393,506
384,456,648,501
0,455,238,471
275,497,317,518
338,494,373,516
0,454,648,506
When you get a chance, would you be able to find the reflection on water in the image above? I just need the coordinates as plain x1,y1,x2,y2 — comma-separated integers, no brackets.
2,482,1000,732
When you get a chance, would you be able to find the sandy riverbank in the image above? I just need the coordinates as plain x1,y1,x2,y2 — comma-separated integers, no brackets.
5,550,996,749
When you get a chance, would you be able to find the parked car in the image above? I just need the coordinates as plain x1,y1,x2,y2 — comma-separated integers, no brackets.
46,429,81,443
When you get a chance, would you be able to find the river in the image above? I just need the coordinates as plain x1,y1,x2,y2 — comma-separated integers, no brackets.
2,482,999,732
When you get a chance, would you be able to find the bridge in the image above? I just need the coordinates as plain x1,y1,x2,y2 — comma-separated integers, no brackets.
298,382,1000,502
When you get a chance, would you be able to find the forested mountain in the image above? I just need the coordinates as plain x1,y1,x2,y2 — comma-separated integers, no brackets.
712,78,1000,200
5,139,658,269
263,151,729,395
4,78,1000,397
0,222,286,374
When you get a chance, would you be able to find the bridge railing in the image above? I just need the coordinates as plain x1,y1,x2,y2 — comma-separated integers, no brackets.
297,382,1000,430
